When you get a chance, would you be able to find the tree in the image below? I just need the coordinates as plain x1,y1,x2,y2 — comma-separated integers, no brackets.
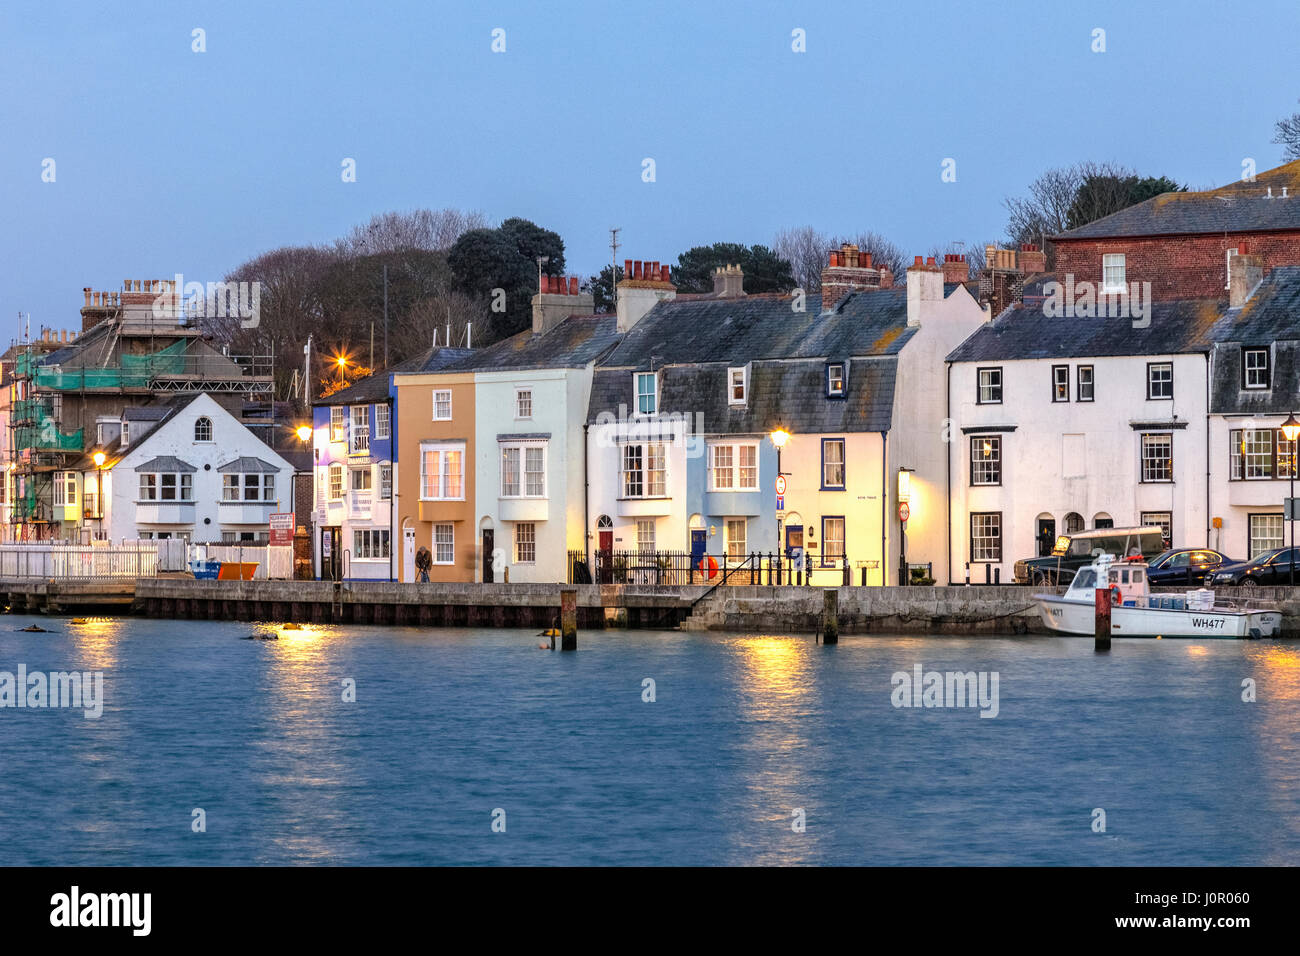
336,208,489,256
1066,167,1185,230
1274,100,1300,161
670,242,795,294
585,264,624,313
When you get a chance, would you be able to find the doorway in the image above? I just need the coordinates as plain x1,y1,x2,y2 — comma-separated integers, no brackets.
403,525,415,583
321,527,341,581
1036,516,1056,557
482,528,494,583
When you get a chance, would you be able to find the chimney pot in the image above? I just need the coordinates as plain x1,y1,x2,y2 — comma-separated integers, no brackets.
863,253,872,268
568,276,578,295
661,265,670,282
83,288,92,307
829,251,839,267
914,256,924,267
624,259,633,278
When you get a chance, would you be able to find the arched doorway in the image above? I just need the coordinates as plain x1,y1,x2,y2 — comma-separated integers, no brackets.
1064,512,1085,534
1035,512,1056,556
479,516,495,583
595,515,613,583
1092,512,1113,529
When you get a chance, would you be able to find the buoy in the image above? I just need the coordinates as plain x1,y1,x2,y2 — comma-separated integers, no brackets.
282,623,302,630
539,628,561,637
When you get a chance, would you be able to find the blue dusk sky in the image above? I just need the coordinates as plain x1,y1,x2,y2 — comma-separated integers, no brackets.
2,0,1298,335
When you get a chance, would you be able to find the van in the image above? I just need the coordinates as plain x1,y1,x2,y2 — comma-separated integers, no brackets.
1014,526,1166,585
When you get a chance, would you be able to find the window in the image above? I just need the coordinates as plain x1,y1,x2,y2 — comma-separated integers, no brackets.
635,372,657,415
434,524,454,564
353,529,391,560
725,518,747,560
515,388,533,419
1141,433,1173,482
420,444,464,500
433,390,452,421
500,442,546,498
120,421,130,447
138,474,156,502
821,438,845,490
194,416,212,442
82,474,95,516
710,442,758,491
225,473,275,501
970,436,1001,485
636,518,656,552
379,465,392,500
1140,512,1173,550
375,404,391,440
350,467,372,492
822,516,845,567
622,443,666,497
1249,513,1284,558
728,367,747,405
328,464,343,500
1064,512,1084,534
329,406,345,442
160,474,178,501
1102,253,1126,292
827,363,845,397
1077,365,1094,402
350,406,369,453
1052,365,1069,402
977,367,1002,404
55,471,76,506
1229,428,1296,480
1243,349,1270,389
515,523,536,563
970,513,1002,562
1147,363,1173,400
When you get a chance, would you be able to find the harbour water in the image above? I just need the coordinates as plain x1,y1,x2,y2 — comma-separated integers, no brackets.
1,615,1297,866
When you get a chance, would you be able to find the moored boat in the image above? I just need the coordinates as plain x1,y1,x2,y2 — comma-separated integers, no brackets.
1034,553,1282,639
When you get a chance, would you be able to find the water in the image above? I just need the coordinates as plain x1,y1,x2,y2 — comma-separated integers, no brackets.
1,613,1297,866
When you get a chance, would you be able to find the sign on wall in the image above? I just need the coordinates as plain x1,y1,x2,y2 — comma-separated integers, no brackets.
269,512,295,547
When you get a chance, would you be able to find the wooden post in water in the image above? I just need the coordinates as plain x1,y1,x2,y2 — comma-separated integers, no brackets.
1094,585,1111,651
560,588,577,651
823,588,839,644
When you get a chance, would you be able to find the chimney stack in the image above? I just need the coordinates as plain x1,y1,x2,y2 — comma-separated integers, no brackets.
617,257,677,332
820,243,881,312
1019,243,1047,274
711,264,746,298
906,254,944,326
1229,252,1264,308
941,254,968,285
531,273,594,335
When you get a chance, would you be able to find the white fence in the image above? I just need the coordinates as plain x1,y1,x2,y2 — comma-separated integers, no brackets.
192,544,293,580
0,541,159,579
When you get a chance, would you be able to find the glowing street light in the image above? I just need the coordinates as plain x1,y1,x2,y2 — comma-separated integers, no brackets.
295,425,313,443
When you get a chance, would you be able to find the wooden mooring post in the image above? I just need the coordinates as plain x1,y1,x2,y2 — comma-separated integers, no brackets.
822,588,839,644
560,588,577,651
1094,585,1111,651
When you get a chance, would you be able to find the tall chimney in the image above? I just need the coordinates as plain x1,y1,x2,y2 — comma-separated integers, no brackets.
531,274,594,335
941,254,968,285
820,243,881,311
1229,253,1264,308
906,255,944,326
617,258,677,332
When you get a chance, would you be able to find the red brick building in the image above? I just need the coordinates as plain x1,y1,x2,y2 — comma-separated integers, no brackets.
1052,160,1300,300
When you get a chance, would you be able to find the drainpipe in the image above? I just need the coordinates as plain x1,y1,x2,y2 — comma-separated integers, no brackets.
881,429,888,586
1204,351,1211,548
582,422,590,571
946,360,953,584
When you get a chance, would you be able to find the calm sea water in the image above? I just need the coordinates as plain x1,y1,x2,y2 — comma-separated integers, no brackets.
1,614,1297,866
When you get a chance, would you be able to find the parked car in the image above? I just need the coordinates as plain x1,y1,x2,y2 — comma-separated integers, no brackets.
1145,548,1237,587
1014,525,1166,585
1208,548,1300,586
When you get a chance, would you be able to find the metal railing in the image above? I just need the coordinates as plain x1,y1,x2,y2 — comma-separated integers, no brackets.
567,550,859,586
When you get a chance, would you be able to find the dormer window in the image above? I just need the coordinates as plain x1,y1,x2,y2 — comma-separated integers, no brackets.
120,421,130,447
827,363,845,397
1243,348,1270,390
728,367,747,405
635,372,658,415
1102,253,1127,292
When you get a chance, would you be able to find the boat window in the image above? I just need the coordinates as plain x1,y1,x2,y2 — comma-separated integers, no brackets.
1074,569,1096,589
1132,569,1144,582
1120,569,1130,583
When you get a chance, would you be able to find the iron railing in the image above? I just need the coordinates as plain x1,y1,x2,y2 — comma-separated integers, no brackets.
567,550,855,586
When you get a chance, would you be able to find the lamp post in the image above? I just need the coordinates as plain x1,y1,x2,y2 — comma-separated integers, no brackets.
769,429,791,564
296,424,313,443
1282,413,1300,586
92,450,106,539
898,467,914,586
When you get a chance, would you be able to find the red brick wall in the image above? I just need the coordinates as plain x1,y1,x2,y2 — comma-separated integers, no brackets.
1053,231,1300,300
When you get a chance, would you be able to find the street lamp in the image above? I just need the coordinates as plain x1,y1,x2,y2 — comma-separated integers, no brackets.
296,424,313,443
92,450,106,539
898,467,914,586
335,354,348,386
769,428,791,556
1282,412,1300,586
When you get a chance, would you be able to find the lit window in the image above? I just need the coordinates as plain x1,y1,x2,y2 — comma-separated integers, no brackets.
827,363,845,397
1052,365,1069,402
725,518,747,560
328,464,343,500
821,439,845,489
420,443,464,500
728,367,747,405
822,517,845,566
1141,433,1173,483
971,436,1001,485
329,407,345,442
622,443,666,497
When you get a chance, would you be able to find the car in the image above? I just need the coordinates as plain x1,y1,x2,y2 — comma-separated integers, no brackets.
1144,548,1237,587
1015,525,1167,585
1208,547,1300,587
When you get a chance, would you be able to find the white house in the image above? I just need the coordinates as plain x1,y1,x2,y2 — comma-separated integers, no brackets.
84,392,296,543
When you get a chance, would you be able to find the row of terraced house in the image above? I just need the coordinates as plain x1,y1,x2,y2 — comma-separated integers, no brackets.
309,161,1300,586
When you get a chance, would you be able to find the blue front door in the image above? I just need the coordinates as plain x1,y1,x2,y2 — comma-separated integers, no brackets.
690,530,706,564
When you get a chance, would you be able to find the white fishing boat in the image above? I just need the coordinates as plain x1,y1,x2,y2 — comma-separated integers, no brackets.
1034,553,1282,639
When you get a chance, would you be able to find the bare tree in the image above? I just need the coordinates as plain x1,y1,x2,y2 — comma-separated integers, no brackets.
337,208,490,256
1003,165,1082,252
1274,100,1300,161
773,226,909,292
836,231,908,278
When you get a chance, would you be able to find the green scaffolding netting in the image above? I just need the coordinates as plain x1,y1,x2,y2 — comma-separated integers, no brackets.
34,340,190,390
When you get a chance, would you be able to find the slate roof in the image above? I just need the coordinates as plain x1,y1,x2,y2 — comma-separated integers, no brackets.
945,276,1225,362
1209,266,1300,414
134,455,197,473
598,289,916,370
418,347,474,372
314,356,423,406
1057,161,1300,240
445,315,620,372
218,456,280,473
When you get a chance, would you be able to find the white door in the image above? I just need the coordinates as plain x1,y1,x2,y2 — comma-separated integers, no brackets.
403,526,416,583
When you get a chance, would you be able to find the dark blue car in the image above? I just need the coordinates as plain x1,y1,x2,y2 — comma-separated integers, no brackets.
1145,548,1236,587
1208,547,1300,587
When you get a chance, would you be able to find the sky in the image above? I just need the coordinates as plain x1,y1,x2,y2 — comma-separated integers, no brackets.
2,0,1299,340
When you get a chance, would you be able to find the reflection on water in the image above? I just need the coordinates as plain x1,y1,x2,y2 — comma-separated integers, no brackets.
0,615,1298,866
